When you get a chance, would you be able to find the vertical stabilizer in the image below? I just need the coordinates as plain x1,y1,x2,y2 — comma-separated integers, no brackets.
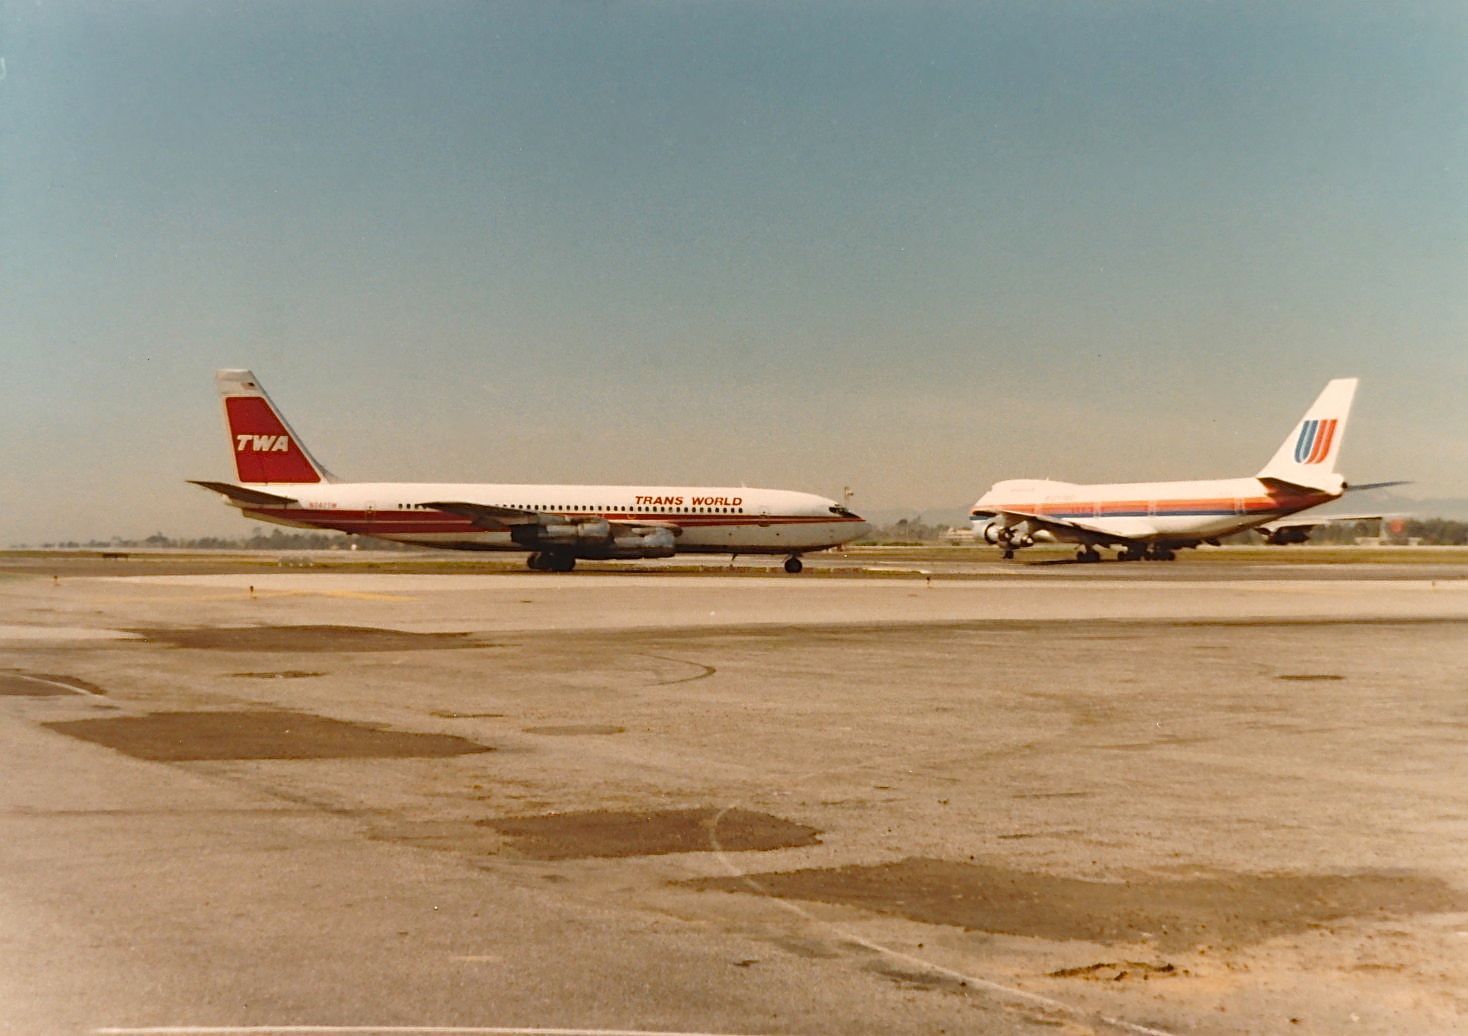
1256,378,1357,492
217,369,335,484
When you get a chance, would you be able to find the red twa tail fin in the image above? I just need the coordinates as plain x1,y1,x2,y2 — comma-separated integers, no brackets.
217,369,335,485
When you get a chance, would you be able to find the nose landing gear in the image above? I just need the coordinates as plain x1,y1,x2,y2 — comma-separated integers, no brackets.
783,556,804,574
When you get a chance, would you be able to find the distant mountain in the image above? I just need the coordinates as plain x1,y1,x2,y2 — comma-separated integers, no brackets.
1338,490,1468,521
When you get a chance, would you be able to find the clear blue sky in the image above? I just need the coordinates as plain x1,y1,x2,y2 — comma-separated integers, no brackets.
3,1,1464,542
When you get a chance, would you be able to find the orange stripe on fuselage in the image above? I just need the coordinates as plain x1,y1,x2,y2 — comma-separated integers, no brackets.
989,491,1334,519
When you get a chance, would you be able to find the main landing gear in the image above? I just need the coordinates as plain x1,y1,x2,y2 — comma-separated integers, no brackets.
526,552,576,572
1075,547,1102,564
1116,546,1176,562
783,556,804,574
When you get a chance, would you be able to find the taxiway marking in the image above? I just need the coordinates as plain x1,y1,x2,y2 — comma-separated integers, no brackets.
706,805,1180,1036
94,1021,769,1027
2,672,106,697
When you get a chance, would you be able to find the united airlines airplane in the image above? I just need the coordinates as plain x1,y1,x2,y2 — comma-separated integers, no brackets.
191,370,869,572
971,378,1399,562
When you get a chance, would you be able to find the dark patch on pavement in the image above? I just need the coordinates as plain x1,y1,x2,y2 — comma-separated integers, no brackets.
1048,961,1183,981
132,625,480,652
870,964,952,992
228,670,326,679
0,671,104,697
1277,673,1345,681
684,857,1468,951
522,724,625,736
483,807,821,859
770,937,840,960
44,709,492,761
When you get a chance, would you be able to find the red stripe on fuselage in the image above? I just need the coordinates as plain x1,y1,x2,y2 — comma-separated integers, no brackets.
240,507,858,536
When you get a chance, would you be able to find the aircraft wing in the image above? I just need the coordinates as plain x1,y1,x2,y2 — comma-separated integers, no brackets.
997,508,1155,545
1259,512,1388,532
424,501,682,539
423,501,549,530
1255,512,1392,545
614,520,683,539
188,480,300,507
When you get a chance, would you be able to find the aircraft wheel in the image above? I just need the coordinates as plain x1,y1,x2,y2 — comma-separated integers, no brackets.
1002,549,1015,560
548,554,576,572
526,553,545,571
783,556,804,574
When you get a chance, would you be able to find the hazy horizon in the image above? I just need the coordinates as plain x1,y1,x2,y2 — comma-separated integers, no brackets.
5,2,1465,544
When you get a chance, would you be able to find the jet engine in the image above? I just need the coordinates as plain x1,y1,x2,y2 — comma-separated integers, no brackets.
1260,526,1312,545
980,519,1015,545
536,519,613,545
515,519,677,559
978,520,1034,548
605,527,677,559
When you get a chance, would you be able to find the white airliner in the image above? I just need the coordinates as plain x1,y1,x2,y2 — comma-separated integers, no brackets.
191,370,869,572
970,378,1400,562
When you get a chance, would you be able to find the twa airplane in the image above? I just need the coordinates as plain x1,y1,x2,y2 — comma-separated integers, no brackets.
191,370,869,572
970,378,1399,562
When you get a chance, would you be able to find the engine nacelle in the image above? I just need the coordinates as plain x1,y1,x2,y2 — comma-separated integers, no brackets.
978,519,1036,549
606,527,677,559
535,518,613,546
537,519,610,545
516,519,676,558
1260,526,1311,545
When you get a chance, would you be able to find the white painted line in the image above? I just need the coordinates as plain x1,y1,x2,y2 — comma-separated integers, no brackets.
0,624,138,642
94,1021,769,1027
6,672,107,698
707,806,1180,1036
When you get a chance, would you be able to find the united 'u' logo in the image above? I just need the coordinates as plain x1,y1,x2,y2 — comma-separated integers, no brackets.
1294,418,1338,464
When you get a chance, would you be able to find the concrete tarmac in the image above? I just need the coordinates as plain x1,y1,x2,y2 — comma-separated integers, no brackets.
1,554,1466,1035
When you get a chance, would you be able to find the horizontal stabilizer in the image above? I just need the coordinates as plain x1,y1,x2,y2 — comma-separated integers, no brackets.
188,480,299,507
1346,480,1411,493
1259,476,1335,497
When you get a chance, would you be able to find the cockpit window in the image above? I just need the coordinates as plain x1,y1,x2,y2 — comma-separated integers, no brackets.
829,505,859,518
